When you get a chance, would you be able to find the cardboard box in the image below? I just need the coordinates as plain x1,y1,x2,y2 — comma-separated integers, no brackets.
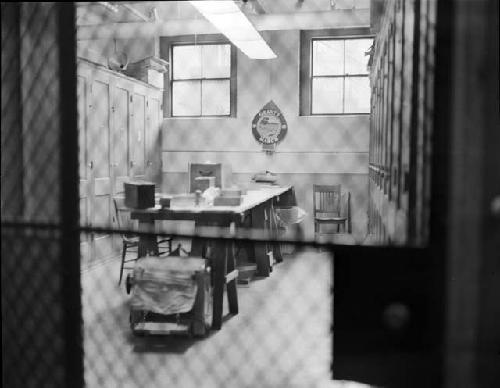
124,56,168,89
124,181,155,209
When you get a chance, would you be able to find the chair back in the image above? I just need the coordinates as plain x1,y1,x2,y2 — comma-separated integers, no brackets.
313,184,342,218
189,162,222,192
113,196,137,239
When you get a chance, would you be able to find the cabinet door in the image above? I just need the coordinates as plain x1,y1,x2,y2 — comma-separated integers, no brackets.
112,85,130,194
88,77,114,263
146,96,162,185
130,93,146,180
78,74,90,266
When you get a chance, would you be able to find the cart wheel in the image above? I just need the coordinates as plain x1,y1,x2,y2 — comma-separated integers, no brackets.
125,274,133,294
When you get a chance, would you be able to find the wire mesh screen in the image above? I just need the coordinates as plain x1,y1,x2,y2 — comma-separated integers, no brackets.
1,1,435,387
1,3,67,387
75,3,369,385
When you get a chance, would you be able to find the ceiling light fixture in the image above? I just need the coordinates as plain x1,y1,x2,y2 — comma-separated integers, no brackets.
189,0,277,59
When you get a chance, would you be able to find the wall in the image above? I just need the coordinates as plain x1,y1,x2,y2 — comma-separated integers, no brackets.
77,37,158,67
161,30,370,242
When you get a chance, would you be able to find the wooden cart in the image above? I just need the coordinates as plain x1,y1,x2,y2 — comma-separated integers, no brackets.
127,256,213,337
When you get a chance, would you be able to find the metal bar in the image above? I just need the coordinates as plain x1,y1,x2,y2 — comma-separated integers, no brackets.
77,10,371,40
57,3,83,388
121,4,150,22
97,2,118,13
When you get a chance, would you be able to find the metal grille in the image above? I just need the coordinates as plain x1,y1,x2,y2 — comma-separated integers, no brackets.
1,1,434,387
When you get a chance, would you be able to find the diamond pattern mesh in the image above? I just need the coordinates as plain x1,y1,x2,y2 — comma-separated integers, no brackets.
1,1,431,387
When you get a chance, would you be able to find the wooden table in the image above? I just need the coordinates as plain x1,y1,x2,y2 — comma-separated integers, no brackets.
130,185,296,330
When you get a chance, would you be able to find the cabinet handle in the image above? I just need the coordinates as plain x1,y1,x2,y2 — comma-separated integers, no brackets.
130,161,135,167
147,161,153,166
88,161,93,169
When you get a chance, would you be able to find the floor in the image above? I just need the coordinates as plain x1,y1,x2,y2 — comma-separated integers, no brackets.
81,246,369,388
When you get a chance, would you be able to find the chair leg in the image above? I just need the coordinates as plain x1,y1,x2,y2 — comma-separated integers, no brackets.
118,241,126,285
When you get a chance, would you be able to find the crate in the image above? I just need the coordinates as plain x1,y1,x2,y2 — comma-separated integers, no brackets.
124,181,155,209
124,56,168,89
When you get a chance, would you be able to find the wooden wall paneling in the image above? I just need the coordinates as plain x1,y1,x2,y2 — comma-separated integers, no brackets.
409,0,422,244
400,0,415,220
388,22,395,203
378,69,383,188
383,45,389,195
422,0,436,245
391,0,402,207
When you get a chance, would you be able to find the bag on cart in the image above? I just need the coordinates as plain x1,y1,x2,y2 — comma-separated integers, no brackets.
128,256,212,337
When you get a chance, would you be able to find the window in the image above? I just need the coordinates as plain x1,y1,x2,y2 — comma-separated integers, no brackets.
161,36,237,118
300,29,373,115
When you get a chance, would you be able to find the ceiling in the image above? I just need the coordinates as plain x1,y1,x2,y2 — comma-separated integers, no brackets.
77,0,371,26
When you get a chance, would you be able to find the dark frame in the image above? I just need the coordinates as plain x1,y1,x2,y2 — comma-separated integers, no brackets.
299,28,374,116
160,34,238,118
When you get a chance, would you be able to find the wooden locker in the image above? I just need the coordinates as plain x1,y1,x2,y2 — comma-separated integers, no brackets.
112,82,131,194
77,72,90,266
77,58,164,267
131,92,146,180
88,75,114,263
146,96,162,185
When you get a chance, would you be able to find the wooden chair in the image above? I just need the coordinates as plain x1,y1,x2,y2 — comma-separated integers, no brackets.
113,197,173,285
313,184,350,236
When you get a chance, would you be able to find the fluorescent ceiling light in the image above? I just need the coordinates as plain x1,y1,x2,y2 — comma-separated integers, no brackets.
189,0,277,59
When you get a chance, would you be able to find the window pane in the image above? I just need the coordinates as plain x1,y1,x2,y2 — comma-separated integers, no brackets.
345,38,372,75
312,40,344,76
173,45,201,79
202,80,230,116
344,76,371,113
202,44,230,78
172,81,201,116
312,77,343,114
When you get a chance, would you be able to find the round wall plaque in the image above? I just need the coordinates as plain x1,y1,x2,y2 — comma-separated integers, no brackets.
252,100,288,146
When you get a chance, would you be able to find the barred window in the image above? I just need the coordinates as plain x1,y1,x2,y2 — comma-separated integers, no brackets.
300,29,373,115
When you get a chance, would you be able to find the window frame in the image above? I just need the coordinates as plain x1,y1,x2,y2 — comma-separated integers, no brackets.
299,28,374,116
160,34,237,118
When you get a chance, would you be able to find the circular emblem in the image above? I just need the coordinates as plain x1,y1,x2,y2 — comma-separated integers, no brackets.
252,100,287,145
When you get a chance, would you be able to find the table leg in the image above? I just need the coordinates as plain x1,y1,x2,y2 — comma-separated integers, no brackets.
191,220,210,257
226,240,238,315
269,202,283,263
210,239,226,330
138,220,159,258
251,203,271,277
